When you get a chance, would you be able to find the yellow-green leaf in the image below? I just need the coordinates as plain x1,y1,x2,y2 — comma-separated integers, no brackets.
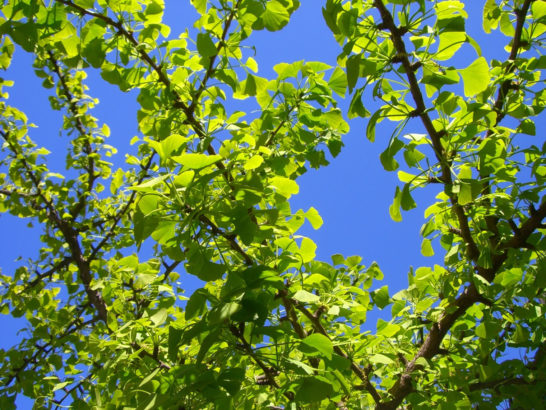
421,238,435,257
244,155,264,170
270,176,299,198
305,207,323,230
172,153,222,169
459,57,490,97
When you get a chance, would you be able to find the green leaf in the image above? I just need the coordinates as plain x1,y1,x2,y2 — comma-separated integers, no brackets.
270,176,299,198
346,54,360,93
84,38,106,68
371,285,390,309
173,170,195,187
422,65,459,96
295,376,333,403
151,220,176,245
293,290,320,304
208,302,241,325
218,368,245,396
459,57,490,97
436,31,466,60
483,0,500,33
305,207,323,229
131,175,169,192
191,0,207,14
196,32,217,58
299,237,317,263
261,1,290,31
476,320,498,339
244,155,264,170
421,239,435,257
74,0,95,7
401,184,416,211
324,354,351,371
389,186,403,222
322,0,342,35
168,326,183,362
52,381,72,392
457,182,472,205
300,333,333,359
288,358,316,375
338,10,357,36
512,324,529,344
185,289,208,320
133,210,159,245
160,133,187,160
331,254,345,266
380,138,404,171
10,22,39,52
499,268,523,288
186,251,226,281
234,74,257,98
139,367,160,388
500,12,515,37
172,153,222,169
150,308,168,326
532,1,546,20
196,329,220,364
370,353,394,365
348,88,370,119
518,119,536,136
366,109,383,142
328,67,347,97
376,319,400,337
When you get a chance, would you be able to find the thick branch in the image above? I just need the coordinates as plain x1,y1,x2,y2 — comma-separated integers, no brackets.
376,284,480,409
377,197,545,408
373,0,480,262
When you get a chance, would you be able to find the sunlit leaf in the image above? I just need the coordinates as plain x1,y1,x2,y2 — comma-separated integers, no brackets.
459,57,490,97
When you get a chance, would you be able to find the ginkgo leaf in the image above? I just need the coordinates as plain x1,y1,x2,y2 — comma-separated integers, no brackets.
328,67,347,97
172,153,222,169
300,334,333,359
262,1,290,31
244,155,264,170
270,176,299,198
305,207,323,229
459,57,490,96
293,290,320,304
196,32,216,58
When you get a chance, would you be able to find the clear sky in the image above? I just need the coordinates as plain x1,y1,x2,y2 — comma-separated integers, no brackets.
0,1,531,407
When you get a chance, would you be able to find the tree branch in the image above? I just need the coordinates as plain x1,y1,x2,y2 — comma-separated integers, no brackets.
89,152,156,260
287,297,382,405
487,0,533,131
1,130,108,321
229,324,283,390
24,256,73,290
373,0,481,263
47,51,98,219
189,0,242,114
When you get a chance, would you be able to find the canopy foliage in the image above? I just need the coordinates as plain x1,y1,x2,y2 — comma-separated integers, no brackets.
0,0,545,408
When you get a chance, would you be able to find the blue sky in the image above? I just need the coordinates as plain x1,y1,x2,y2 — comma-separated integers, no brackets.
0,0,529,406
